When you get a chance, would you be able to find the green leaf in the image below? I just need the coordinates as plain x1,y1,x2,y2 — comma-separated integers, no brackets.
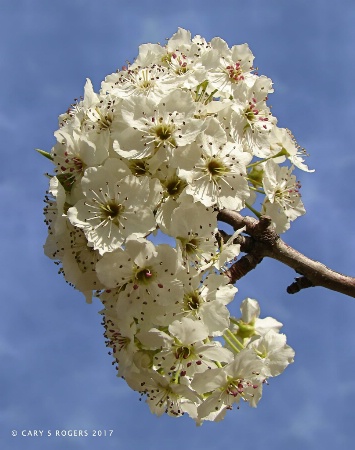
35,148,54,161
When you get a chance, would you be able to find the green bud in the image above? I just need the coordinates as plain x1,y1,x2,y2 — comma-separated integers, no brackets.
248,165,264,186
235,320,256,339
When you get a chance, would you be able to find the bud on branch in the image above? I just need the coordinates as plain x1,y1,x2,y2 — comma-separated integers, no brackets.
218,209,355,298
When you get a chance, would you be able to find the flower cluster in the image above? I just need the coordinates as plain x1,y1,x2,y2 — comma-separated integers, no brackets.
41,28,311,423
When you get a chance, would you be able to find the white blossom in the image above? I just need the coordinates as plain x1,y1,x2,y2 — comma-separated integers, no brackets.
269,127,314,172
192,350,264,420
174,269,237,336
144,317,233,378
179,119,252,209
67,159,159,254
113,90,206,161
262,159,306,233
166,201,218,269
249,330,295,377
124,370,200,419
101,65,175,102
234,297,283,339
203,39,257,97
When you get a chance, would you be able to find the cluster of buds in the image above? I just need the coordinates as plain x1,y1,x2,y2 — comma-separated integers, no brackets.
41,28,312,423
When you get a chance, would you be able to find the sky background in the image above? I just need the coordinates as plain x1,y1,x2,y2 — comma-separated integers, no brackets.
1,0,355,449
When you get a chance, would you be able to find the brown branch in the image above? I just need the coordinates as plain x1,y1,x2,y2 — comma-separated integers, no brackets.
286,276,314,294
226,252,264,281
218,209,355,298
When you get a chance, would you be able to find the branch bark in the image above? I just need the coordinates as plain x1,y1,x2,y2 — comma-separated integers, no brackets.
217,209,355,298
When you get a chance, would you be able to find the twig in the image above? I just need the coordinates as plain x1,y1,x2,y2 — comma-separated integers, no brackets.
217,209,355,298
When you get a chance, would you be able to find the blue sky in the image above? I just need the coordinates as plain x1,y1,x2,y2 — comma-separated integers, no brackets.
1,0,355,449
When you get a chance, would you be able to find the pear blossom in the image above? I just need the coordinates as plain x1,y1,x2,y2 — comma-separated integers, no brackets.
57,78,100,130
192,349,264,420
142,317,234,378
179,120,252,209
133,28,208,90
113,90,206,161
52,129,106,189
166,201,218,269
124,370,201,419
174,269,237,336
249,330,295,377
101,65,175,102
67,159,160,254
262,159,306,233
230,77,276,157
203,39,257,97
95,236,183,329
83,94,123,151
60,226,103,303
269,126,314,172
231,297,283,342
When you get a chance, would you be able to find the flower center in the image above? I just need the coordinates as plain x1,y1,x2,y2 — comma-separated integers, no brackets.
136,69,155,90
185,238,200,255
129,159,149,176
225,378,258,399
135,267,155,285
153,122,173,141
162,51,189,75
175,63,188,75
225,62,244,83
71,156,84,172
206,158,229,179
274,179,301,203
98,113,113,131
100,201,123,223
144,112,179,150
244,106,257,122
147,117,177,148
164,175,187,197
174,346,191,360
178,236,202,261
184,291,201,311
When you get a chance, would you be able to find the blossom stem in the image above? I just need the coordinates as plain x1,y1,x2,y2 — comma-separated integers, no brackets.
247,158,269,169
172,371,180,384
246,177,263,187
223,329,245,353
245,202,262,218
223,333,240,354
249,186,265,194
246,151,286,169
226,329,245,350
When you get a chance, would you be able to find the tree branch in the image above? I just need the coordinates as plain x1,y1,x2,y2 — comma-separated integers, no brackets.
217,209,355,298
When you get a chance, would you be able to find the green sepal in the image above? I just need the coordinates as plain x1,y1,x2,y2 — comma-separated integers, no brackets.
248,165,264,185
274,147,289,157
35,148,54,161
57,173,75,193
194,80,209,102
234,320,256,339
